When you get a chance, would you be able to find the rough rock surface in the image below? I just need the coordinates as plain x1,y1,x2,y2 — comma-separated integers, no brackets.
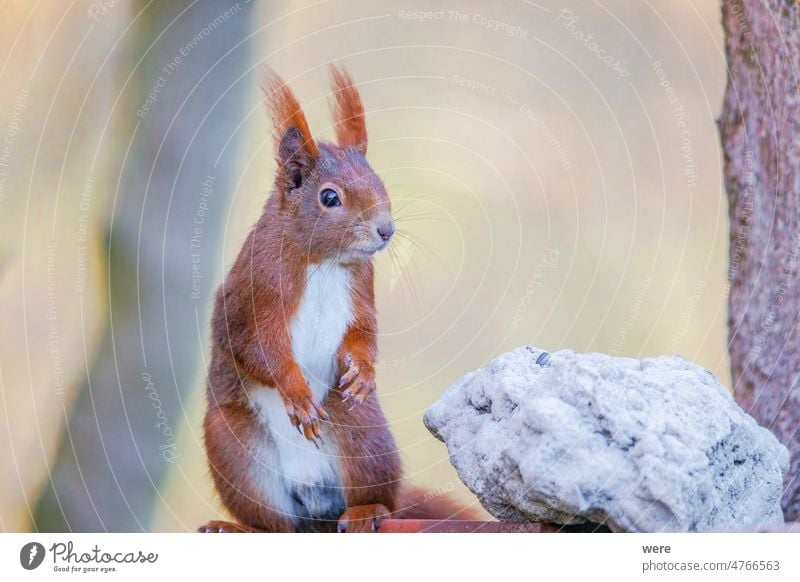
424,347,789,532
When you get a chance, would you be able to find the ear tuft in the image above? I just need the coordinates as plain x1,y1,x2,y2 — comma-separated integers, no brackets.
261,67,318,158
329,65,367,154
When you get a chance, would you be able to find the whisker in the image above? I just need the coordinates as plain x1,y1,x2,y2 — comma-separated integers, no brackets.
387,242,422,316
393,230,449,272
393,212,450,224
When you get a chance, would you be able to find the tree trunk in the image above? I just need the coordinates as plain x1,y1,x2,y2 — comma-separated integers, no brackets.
34,0,254,531
721,0,800,521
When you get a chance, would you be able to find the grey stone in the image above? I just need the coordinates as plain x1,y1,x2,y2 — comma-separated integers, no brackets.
424,347,789,532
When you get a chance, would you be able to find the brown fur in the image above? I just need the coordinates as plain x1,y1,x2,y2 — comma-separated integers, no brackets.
262,68,318,157
329,65,367,154
200,67,471,533
395,486,480,521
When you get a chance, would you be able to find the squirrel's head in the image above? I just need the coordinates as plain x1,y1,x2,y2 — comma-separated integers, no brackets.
263,66,393,263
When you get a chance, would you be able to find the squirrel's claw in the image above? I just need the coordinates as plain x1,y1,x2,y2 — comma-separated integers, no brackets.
311,421,325,445
339,353,360,388
316,404,330,421
340,354,376,408
284,394,328,445
197,520,254,533
302,422,316,444
343,377,376,410
299,424,324,447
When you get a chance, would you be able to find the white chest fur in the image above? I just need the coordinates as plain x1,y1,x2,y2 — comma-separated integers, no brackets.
290,260,354,401
245,261,353,521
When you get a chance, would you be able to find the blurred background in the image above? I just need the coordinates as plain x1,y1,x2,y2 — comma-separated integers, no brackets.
0,0,730,532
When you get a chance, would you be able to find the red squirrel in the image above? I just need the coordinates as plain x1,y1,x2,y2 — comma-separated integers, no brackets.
198,66,475,533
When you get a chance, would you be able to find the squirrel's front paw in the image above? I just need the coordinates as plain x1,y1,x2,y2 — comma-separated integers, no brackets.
339,353,375,409
281,386,329,446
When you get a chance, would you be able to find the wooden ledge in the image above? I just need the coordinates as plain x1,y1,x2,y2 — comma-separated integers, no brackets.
376,519,610,533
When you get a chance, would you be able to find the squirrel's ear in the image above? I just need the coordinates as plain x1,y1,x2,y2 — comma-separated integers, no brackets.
277,126,315,189
329,65,367,155
262,68,318,188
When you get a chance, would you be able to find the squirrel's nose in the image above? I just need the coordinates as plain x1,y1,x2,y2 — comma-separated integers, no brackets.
376,221,395,242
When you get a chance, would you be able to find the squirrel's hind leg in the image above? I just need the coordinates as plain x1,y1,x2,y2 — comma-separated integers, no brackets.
336,504,390,533
203,403,301,533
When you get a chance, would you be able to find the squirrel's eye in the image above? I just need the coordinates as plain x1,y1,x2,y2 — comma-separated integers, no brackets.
319,188,341,208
